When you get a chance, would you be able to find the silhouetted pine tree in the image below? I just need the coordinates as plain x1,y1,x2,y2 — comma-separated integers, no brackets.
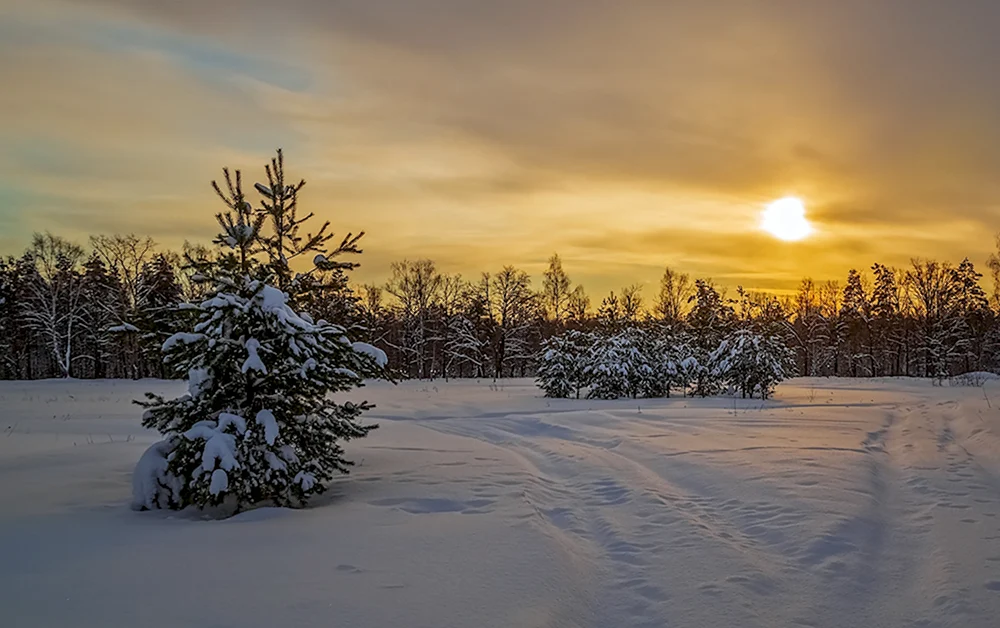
133,254,184,378
840,269,872,377
687,279,735,353
79,253,124,378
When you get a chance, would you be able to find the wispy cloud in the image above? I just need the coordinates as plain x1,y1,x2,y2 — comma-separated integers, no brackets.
4,0,1000,296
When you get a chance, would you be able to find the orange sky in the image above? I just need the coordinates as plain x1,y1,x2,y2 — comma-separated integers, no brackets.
3,0,1000,298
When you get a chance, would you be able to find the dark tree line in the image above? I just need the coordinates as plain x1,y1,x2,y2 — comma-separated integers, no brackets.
786,258,998,379
4,157,1000,383
0,233,186,380
4,239,1000,383
342,252,1000,382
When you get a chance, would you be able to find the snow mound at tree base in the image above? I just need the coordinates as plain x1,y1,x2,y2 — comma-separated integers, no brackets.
131,438,182,511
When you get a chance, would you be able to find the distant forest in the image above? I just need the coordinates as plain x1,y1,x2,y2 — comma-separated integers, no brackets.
3,228,1000,382
4,146,1000,385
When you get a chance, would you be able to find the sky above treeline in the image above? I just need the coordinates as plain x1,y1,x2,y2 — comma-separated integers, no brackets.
3,0,1000,297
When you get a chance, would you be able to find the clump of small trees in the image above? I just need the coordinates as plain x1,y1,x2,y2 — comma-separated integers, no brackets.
536,325,794,401
537,278,795,400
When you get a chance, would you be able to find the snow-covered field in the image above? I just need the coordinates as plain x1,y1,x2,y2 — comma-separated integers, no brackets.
3,378,1000,627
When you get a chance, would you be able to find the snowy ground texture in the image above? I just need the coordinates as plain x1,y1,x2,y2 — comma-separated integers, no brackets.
3,378,1000,628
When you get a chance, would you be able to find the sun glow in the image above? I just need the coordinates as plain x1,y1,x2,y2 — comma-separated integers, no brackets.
761,197,813,241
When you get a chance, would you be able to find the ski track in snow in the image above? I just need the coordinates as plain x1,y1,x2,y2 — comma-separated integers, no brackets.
2,378,1000,627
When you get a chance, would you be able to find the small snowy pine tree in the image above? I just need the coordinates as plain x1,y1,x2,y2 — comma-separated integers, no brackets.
536,335,574,398
674,355,699,396
633,327,672,398
687,352,725,398
712,328,794,399
536,330,593,398
132,152,386,513
585,333,629,399
586,331,651,399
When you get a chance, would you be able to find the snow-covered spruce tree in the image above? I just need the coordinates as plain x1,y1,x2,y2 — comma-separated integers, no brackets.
585,331,646,399
536,329,593,398
688,279,735,354
536,335,574,398
686,350,725,398
635,326,676,398
617,326,662,399
133,153,386,512
712,328,794,399
135,254,185,379
660,331,696,396
674,355,698,396
579,327,686,400
584,332,627,399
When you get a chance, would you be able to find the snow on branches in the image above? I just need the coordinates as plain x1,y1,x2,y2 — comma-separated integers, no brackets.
132,150,385,514
712,329,795,400
534,325,795,401
536,330,593,398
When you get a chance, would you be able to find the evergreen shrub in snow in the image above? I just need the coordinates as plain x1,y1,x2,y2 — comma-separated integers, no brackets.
673,355,700,396
536,330,593,398
686,353,725,398
585,332,638,399
534,323,794,401
133,150,386,512
712,328,794,399
637,327,678,398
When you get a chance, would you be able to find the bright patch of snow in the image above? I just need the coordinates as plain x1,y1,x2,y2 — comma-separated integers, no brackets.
187,367,212,398
299,357,318,377
255,409,279,446
334,367,359,379
107,323,140,333
255,285,316,332
352,341,388,367
183,419,240,474
209,468,229,495
241,338,267,374
162,332,204,352
130,439,181,511
293,471,316,492
258,285,287,311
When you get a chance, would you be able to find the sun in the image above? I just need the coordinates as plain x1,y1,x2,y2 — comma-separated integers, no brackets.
761,197,813,241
